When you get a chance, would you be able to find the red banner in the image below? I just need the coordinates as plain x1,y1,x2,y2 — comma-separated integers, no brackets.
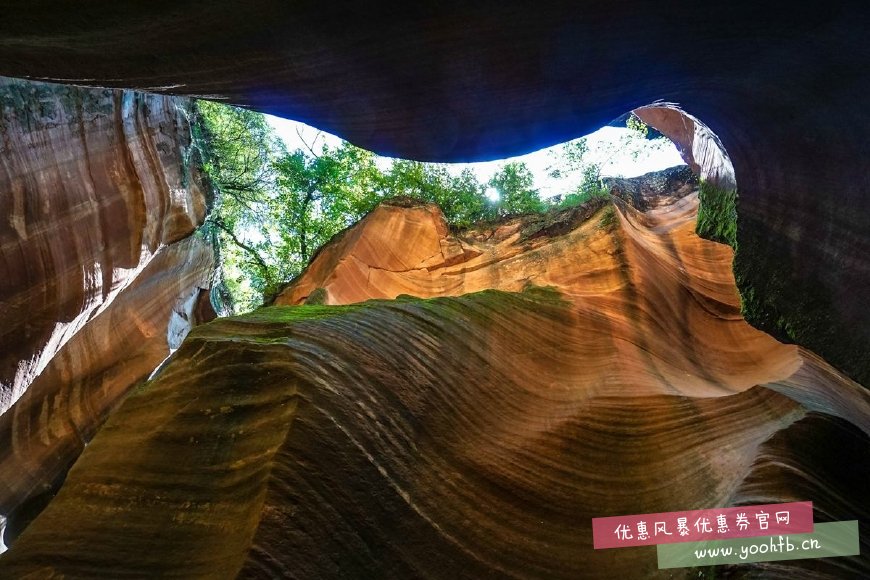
592,501,813,549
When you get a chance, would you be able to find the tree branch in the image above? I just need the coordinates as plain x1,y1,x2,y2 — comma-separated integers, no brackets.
211,219,272,280
296,126,323,158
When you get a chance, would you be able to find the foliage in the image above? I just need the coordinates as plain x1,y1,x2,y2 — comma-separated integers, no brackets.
488,162,545,216
381,160,494,227
194,100,284,311
270,142,383,273
547,113,668,208
625,112,651,137
194,106,667,314
196,102,500,312
733,214,870,386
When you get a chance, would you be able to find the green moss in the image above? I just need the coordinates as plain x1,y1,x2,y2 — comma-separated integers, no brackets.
183,287,571,349
558,187,610,209
690,176,870,385
597,204,618,231
693,179,868,385
0,77,112,133
695,181,737,248
391,286,570,319
220,285,571,329
519,282,571,305
734,218,870,386
304,287,328,305
231,303,365,325
395,294,422,301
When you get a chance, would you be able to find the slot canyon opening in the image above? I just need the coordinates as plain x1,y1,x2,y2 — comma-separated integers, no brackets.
0,5,868,575
195,100,735,316
0,73,745,553
2,75,868,580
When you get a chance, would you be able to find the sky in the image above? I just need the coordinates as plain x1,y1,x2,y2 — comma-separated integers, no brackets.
266,115,685,199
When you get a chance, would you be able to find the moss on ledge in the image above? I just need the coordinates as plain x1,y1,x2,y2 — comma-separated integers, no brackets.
694,179,868,386
695,180,737,248
192,285,571,344
733,218,870,387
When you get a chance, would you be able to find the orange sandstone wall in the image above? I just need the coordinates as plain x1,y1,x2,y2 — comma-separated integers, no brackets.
0,77,215,530
1,195,865,578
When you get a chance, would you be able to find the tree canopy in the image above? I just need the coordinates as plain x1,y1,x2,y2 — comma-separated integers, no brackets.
194,101,666,313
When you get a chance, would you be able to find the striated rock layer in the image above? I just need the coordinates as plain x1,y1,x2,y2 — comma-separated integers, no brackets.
0,77,215,539
1,189,866,578
1,2,868,384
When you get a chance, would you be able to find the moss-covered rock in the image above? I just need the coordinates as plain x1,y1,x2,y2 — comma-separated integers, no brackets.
695,180,738,249
734,218,870,386
694,178,869,386
303,287,329,305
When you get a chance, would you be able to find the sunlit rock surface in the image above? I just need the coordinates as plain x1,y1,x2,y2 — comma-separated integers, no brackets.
633,106,736,191
1,3,867,384
1,186,865,578
0,77,214,538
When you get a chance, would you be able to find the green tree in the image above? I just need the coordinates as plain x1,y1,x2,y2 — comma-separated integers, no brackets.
488,162,544,216
195,100,285,311
199,102,648,314
382,160,492,226
195,102,500,312
547,113,668,207
273,141,384,268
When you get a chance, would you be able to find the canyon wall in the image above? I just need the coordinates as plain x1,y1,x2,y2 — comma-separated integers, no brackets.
0,77,215,538
1,1,867,384
1,191,866,578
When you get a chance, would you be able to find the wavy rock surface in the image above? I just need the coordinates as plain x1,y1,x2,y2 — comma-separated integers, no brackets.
1,2,868,384
1,188,865,578
0,77,214,538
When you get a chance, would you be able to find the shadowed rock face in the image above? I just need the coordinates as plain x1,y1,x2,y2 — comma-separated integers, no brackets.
1,195,866,578
1,1,867,384
0,76,209,408
0,77,215,537
603,165,699,212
